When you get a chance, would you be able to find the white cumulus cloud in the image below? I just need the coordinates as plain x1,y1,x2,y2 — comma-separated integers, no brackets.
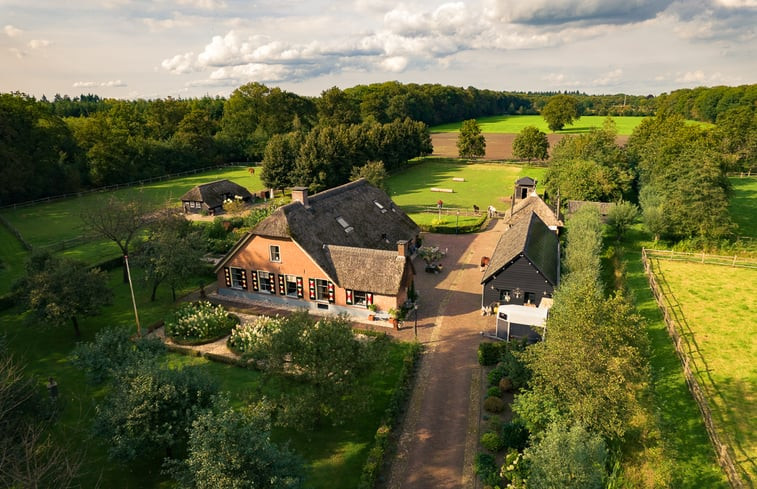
28,39,50,49
4,25,23,37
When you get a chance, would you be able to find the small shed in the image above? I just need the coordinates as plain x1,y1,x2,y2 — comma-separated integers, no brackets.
514,177,537,200
495,303,550,342
181,180,253,215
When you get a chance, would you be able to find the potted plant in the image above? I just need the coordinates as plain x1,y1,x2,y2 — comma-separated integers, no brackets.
367,303,378,320
388,307,405,330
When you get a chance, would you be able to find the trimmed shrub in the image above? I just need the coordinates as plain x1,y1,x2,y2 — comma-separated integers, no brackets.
166,301,239,343
499,377,513,392
501,420,530,452
483,396,506,414
478,342,500,366
488,363,507,386
474,452,501,487
480,431,505,452
487,386,501,398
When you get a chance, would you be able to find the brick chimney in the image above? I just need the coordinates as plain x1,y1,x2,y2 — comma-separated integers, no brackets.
397,239,409,257
291,187,309,207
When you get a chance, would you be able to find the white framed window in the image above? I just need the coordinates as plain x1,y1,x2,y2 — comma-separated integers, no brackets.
354,290,368,306
315,279,329,301
285,275,299,297
269,245,281,262
258,270,274,293
230,267,246,289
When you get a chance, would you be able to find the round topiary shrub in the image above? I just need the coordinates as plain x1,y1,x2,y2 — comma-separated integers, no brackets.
166,301,239,344
501,420,530,452
487,386,501,398
499,377,513,392
488,363,507,386
480,431,504,452
483,396,506,413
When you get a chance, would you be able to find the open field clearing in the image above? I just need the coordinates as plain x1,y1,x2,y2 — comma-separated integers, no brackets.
730,176,757,240
388,159,546,231
431,115,647,135
651,259,757,485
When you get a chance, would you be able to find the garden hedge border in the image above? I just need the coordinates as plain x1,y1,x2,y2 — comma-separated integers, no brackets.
358,341,423,489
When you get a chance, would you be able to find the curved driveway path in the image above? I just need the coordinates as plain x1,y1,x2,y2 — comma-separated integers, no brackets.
383,217,506,489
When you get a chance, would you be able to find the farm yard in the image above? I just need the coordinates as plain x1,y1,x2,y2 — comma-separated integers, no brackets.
649,258,757,485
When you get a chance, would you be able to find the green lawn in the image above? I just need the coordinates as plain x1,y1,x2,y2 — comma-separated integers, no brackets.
651,260,756,485
388,158,546,231
0,167,262,248
0,224,28,294
1,263,413,488
430,115,646,135
729,176,757,239
621,242,730,488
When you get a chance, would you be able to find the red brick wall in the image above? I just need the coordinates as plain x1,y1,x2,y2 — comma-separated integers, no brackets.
217,235,408,310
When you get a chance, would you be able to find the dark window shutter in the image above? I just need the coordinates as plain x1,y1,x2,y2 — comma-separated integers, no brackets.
278,275,285,295
308,278,315,300
328,282,335,303
240,269,248,290
296,277,304,298
346,289,353,305
223,267,231,287
251,271,259,291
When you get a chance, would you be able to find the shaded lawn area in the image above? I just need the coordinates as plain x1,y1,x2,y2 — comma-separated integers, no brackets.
1,263,413,489
652,260,757,484
388,158,546,231
729,176,757,239
430,115,646,135
0,224,28,295
0,166,262,248
621,230,729,488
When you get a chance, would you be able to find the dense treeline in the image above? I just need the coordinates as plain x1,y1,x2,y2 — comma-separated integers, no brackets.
1,83,754,205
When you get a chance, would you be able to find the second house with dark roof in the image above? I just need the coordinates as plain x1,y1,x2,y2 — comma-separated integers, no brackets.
214,179,420,318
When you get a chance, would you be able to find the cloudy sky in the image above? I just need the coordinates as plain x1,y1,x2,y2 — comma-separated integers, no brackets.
2,0,755,99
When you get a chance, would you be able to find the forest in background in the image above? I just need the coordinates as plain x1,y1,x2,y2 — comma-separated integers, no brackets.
1,82,755,206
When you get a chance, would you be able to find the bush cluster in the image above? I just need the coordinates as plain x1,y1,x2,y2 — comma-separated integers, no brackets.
166,301,239,344
483,396,506,413
226,315,285,355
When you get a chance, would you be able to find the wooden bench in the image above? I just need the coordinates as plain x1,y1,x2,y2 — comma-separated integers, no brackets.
430,187,454,193
452,177,465,182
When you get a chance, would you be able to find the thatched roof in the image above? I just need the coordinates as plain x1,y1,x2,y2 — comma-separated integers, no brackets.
217,179,420,292
502,193,562,229
180,180,252,209
327,245,412,295
482,211,559,286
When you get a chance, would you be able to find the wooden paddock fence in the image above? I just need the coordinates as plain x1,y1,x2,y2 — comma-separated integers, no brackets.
643,249,757,269
642,248,748,488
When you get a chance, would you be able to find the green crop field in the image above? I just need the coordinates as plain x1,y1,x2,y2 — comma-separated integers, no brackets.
430,115,647,135
387,158,546,231
651,260,757,485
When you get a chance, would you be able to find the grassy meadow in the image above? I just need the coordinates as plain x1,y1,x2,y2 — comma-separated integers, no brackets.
388,158,546,230
730,176,757,240
430,114,647,135
651,260,757,484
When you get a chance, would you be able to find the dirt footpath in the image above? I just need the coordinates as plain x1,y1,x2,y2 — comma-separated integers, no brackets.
382,218,507,489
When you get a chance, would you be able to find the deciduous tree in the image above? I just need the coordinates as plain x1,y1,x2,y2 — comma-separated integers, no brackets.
542,94,580,131
456,119,486,158
512,126,549,161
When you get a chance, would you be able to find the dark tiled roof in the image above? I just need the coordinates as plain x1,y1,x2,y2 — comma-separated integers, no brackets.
180,180,253,209
482,212,559,286
516,176,536,186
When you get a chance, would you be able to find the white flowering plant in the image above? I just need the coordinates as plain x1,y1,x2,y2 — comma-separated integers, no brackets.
165,301,239,344
226,315,285,355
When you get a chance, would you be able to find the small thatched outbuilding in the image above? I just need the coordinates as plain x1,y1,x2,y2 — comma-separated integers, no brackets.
181,179,253,215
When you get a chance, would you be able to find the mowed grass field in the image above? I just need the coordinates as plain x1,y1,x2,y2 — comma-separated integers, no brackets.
651,260,757,484
388,158,546,230
0,167,263,294
730,176,757,240
431,115,646,135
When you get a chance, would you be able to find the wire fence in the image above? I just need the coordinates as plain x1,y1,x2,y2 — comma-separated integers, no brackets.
643,249,757,269
642,248,748,488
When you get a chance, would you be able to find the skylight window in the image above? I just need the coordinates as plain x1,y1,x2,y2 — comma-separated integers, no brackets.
374,200,387,213
336,216,354,233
